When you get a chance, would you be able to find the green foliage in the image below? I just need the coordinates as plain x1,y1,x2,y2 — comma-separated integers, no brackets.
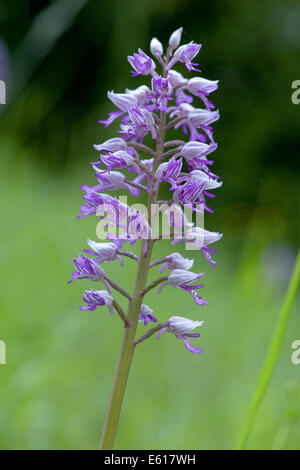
0,145,299,449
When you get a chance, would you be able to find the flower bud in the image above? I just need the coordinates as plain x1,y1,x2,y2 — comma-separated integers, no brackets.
167,70,188,88
107,90,137,111
93,138,127,153
167,316,204,335
169,27,183,49
150,37,163,57
188,77,219,95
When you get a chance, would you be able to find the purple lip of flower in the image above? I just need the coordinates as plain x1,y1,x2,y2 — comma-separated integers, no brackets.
79,289,114,314
139,304,157,326
128,48,156,76
98,110,124,128
156,316,204,355
68,254,107,284
175,89,194,106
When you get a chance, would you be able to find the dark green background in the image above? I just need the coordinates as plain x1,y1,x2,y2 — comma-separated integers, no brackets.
0,0,299,449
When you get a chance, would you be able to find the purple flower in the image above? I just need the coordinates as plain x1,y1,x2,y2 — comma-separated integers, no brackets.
127,210,151,240
93,138,127,153
159,252,194,273
188,108,220,127
68,254,108,285
78,189,117,219
189,170,222,191
181,227,223,266
169,27,183,49
158,269,208,306
157,316,204,355
172,170,222,205
172,42,202,72
125,85,151,106
188,77,219,95
93,150,134,172
150,37,163,58
93,171,126,191
122,106,155,139
169,103,219,143
107,90,137,111
84,239,124,266
181,142,218,175
172,174,206,205
128,49,156,76
79,289,114,313
139,304,157,326
182,141,216,160
155,156,182,183
167,70,188,88
149,76,173,112
185,227,222,247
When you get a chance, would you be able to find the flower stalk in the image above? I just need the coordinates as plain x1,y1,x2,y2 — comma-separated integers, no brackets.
99,111,166,450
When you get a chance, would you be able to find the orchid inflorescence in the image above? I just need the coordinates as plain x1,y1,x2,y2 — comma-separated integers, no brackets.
69,26,222,357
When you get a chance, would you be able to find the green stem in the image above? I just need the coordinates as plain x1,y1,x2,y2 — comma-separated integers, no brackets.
99,112,166,450
236,247,300,450
99,245,154,449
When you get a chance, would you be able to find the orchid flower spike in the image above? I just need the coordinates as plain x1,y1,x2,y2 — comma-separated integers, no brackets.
70,28,223,383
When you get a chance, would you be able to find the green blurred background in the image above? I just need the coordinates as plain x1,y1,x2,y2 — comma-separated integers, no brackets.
0,0,300,450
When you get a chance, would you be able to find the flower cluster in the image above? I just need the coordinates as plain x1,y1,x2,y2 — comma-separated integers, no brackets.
70,27,223,355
